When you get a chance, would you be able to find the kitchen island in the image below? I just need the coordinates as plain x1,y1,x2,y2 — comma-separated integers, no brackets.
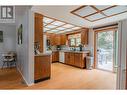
34,53,52,83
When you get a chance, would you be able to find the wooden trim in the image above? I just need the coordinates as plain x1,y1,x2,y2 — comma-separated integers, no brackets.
93,27,117,69
67,32,81,47
94,27,118,32
70,5,127,22
44,15,83,28
43,15,87,34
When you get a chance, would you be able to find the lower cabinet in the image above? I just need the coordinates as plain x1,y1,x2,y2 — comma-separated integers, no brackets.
52,51,59,62
64,52,88,68
34,55,51,83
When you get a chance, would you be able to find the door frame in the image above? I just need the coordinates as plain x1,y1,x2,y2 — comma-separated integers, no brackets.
94,28,117,70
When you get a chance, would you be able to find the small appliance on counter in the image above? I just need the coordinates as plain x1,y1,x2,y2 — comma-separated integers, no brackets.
79,44,83,51
34,42,40,55
56,45,61,50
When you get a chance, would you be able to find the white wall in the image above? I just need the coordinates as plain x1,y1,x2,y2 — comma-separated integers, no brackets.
16,7,34,86
117,20,127,89
0,24,16,68
0,24,16,52
87,28,94,56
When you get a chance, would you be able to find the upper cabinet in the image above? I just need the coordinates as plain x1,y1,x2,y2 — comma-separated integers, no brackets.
81,28,89,45
60,34,67,45
46,33,67,46
34,13,43,53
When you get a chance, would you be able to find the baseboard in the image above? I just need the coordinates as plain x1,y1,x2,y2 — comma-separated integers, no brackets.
17,67,34,86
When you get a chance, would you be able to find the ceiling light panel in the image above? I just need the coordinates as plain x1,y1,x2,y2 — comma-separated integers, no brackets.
43,23,47,26
43,17,54,23
51,21,65,26
50,29,60,32
86,13,105,21
45,24,57,29
64,29,73,32
103,6,127,16
44,28,50,32
94,5,112,10
74,6,96,17
72,27,81,30
57,31,66,34
56,27,66,30
62,24,74,28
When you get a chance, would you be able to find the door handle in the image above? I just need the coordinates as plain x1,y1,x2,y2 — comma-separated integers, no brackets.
123,69,126,72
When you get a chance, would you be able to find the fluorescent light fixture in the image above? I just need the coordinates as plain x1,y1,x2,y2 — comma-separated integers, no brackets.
51,21,65,26
45,24,57,29
75,6,96,17
44,28,50,32
43,17,54,23
103,6,127,16
86,13,105,21
63,24,74,28
95,5,112,10
56,27,66,30
71,27,81,30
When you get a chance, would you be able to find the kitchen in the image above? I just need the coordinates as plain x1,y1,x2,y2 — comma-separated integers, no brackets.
34,13,92,83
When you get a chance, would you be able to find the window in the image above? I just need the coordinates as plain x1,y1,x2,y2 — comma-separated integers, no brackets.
68,33,81,46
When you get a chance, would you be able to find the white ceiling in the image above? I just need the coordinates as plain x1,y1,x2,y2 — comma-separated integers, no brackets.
31,5,127,28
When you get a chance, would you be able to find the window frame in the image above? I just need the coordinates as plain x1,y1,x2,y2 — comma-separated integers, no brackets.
67,32,81,47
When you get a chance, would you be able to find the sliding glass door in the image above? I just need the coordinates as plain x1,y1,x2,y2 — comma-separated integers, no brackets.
96,30,117,72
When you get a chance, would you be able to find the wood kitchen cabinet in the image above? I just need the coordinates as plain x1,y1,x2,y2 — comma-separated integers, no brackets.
34,55,51,83
46,33,66,46
74,53,87,68
60,34,67,45
64,52,89,68
81,28,89,45
52,51,59,62
69,52,75,65
34,13,43,52
65,52,70,64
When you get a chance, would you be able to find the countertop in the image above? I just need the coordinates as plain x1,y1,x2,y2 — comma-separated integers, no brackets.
35,52,52,57
52,50,90,53
35,50,90,56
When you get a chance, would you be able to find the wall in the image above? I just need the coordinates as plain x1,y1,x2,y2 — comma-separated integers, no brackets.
0,24,16,68
16,7,34,86
117,20,127,89
87,28,94,56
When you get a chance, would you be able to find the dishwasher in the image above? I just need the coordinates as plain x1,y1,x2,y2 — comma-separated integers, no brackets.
59,51,65,63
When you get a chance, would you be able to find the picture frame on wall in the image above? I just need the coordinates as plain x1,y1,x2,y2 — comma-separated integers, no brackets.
0,31,3,43
18,24,23,45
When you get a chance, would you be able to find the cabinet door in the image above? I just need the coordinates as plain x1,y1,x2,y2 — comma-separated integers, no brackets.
65,52,69,64
50,33,56,46
34,56,51,80
55,34,61,45
52,52,59,62
81,29,89,45
74,53,83,68
34,13,43,52
69,53,75,65
60,34,66,45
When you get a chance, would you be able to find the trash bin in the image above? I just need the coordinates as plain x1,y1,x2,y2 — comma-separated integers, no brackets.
86,56,94,70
